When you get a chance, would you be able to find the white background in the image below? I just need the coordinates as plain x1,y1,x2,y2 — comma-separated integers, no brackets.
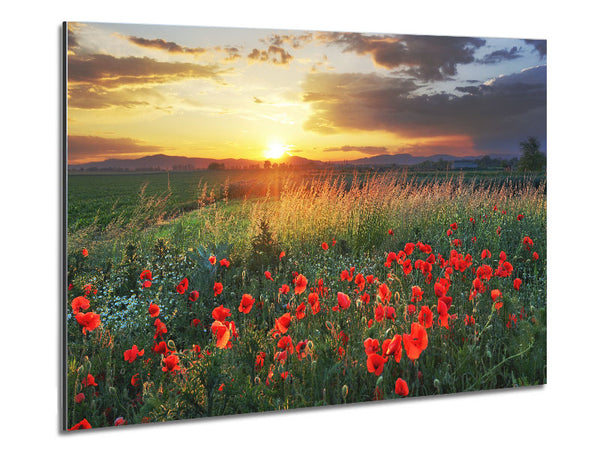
2,1,597,448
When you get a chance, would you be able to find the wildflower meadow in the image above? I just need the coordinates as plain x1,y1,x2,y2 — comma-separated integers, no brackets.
65,170,546,430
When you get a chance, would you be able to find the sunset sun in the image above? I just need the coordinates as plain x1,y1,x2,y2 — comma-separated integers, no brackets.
264,142,288,159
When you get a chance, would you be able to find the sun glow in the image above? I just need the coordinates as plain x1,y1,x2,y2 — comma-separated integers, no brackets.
264,142,289,159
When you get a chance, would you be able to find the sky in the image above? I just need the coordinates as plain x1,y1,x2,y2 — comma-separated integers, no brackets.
66,22,546,164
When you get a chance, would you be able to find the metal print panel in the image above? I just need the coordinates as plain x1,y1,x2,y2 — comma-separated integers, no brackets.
63,21,547,431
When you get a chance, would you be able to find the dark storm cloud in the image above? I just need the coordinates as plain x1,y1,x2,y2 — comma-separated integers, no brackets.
127,36,207,55
68,53,224,87
247,45,293,65
478,46,522,64
524,39,547,58
323,145,389,156
317,33,486,81
301,66,546,155
68,135,167,161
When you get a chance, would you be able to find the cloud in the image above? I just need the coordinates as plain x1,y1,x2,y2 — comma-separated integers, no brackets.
68,53,225,88
67,135,168,163
126,35,207,55
323,145,389,156
265,32,314,49
317,33,486,80
248,45,293,65
67,53,227,109
524,39,547,58
478,46,522,64
301,66,546,155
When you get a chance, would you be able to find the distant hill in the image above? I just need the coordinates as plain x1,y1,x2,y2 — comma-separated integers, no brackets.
68,152,515,172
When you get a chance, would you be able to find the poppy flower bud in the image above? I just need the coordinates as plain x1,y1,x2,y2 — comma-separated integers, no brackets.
433,378,441,391
376,376,384,388
341,385,349,399
108,386,117,396
361,316,367,326
167,340,177,351
306,340,314,354
254,376,261,385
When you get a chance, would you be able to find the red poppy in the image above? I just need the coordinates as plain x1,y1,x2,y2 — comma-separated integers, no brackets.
176,278,189,294
69,418,92,430
75,312,101,335
533,252,539,260
123,345,144,363
491,289,502,302
279,284,290,295
388,229,394,235
361,292,371,304
213,282,223,297
402,259,413,276
81,374,98,387
294,274,308,295
395,378,409,396
404,242,415,255
522,236,534,251
296,340,309,360
364,338,380,355
517,214,524,221
81,248,88,257
255,352,266,370
340,269,352,282
321,242,329,250
209,255,216,265
153,318,167,340
238,294,255,314
374,304,385,322
407,303,416,314
219,258,230,267
114,417,127,426
71,296,90,314
295,302,306,320
162,354,181,372
354,273,366,291
275,312,292,334
464,314,476,326
75,392,85,403
447,229,453,236
152,341,168,354
418,305,433,328
139,269,152,288
211,320,231,349
402,322,428,361
513,278,523,290
366,353,388,376
366,274,375,284
188,290,200,302
333,292,351,311
265,271,274,281
131,373,140,386
382,334,403,363
148,303,160,317
481,249,491,259
191,318,201,327
279,251,285,259
384,306,396,320
437,299,449,329
377,283,391,302
212,305,231,321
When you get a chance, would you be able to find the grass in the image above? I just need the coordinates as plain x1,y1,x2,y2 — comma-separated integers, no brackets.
65,169,546,430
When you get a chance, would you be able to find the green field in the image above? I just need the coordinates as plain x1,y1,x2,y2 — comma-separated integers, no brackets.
66,169,546,429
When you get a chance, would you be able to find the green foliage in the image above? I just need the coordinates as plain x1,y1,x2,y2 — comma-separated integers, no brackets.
518,136,546,173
